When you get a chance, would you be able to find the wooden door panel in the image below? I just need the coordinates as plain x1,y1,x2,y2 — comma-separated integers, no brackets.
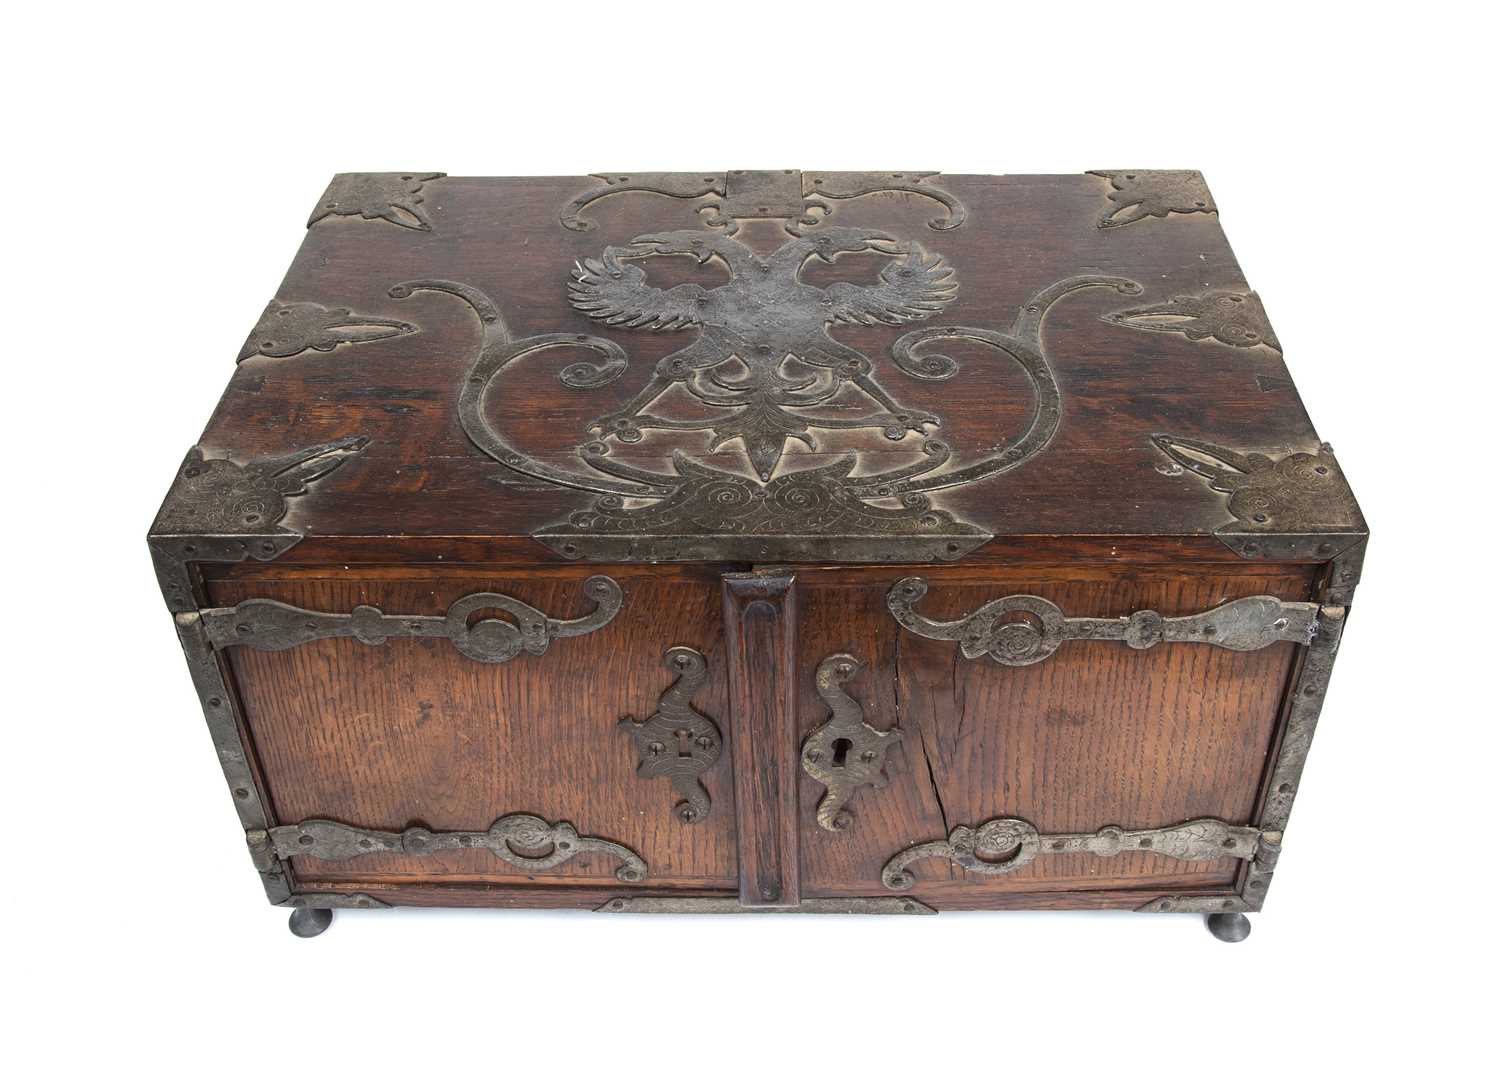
208,565,736,891
790,563,1315,901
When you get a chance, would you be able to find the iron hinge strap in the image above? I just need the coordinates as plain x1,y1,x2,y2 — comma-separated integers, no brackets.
197,577,623,665
259,815,648,883
887,580,1325,667
882,816,1274,891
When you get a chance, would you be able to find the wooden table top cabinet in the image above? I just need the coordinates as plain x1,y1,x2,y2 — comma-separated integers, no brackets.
150,169,1366,941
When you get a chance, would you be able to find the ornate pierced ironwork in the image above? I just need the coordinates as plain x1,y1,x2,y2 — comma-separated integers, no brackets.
559,169,965,235
392,261,1141,561
619,647,722,823
567,228,956,481
801,654,902,832
1107,289,1280,351
882,816,1261,890
237,300,414,362
268,815,647,882
1152,435,1365,559
1089,170,1216,229
309,172,445,231
886,578,1318,666
200,576,623,664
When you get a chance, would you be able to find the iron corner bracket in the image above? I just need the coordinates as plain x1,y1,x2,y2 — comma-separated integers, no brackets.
151,533,300,615
149,436,371,613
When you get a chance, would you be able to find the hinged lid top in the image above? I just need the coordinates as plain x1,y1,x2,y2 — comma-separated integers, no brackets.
152,170,1365,567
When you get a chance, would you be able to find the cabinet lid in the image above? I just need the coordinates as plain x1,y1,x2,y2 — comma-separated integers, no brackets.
151,170,1365,569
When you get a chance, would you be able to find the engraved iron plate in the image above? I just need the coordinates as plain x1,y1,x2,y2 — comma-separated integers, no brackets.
619,647,723,823
800,654,902,832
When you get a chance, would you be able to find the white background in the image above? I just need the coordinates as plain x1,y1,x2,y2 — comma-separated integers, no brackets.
6,2,1494,1070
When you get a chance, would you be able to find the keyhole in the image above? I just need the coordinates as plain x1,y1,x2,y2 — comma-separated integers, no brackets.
673,729,695,758
831,738,853,768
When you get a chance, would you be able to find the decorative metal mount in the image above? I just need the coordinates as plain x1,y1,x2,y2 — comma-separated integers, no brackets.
560,170,966,235
391,266,1141,562
619,647,723,823
1152,435,1366,560
567,229,957,481
801,654,902,832
886,578,1318,666
308,172,445,231
199,576,622,664
882,816,1261,890
237,300,415,362
281,892,392,910
265,814,647,882
598,896,935,915
1089,170,1217,229
149,437,369,613
1107,289,1280,352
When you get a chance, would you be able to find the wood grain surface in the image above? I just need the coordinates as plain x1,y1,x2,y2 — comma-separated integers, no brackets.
208,559,1312,907
722,570,799,906
788,562,1316,898
162,172,1343,565
210,565,737,890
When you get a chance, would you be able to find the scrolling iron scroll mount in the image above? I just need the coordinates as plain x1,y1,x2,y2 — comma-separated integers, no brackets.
200,576,622,664
886,578,1318,667
882,816,1262,890
268,814,647,882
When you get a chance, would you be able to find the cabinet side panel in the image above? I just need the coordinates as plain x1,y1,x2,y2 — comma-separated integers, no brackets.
793,563,1315,900
209,566,736,891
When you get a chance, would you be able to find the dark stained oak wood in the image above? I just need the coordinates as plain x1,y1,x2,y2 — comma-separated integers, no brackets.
722,570,800,906
210,565,737,889
162,174,1342,560
787,563,1316,898
156,172,1360,916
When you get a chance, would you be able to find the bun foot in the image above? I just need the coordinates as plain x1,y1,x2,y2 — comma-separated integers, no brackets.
1205,911,1251,943
288,907,334,938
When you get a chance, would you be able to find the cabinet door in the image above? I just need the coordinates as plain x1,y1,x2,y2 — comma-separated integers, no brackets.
207,564,736,901
790,563,1316,909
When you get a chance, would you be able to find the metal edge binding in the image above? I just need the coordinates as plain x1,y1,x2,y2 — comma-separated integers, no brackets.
596,896,935,915
174,612,289,904
1239,603,1347,911
280,893,393,910
1322,536,1367,606
151,534,301,615
1135,893,1251,914
1135,602,1348,915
